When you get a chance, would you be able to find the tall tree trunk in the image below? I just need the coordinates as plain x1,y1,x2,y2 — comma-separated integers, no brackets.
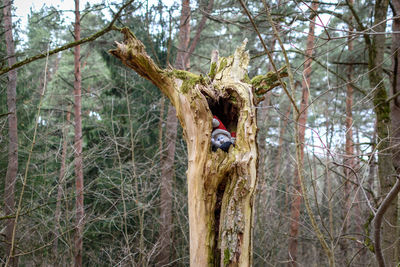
73,0,84,265
358,0,397,265
287,2,318,266
3,0,18,265
158,0,191,265
341,15,355,264
390,1,400,263
111,29,283,266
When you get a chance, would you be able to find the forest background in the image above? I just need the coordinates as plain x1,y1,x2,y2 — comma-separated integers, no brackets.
1,0,399,266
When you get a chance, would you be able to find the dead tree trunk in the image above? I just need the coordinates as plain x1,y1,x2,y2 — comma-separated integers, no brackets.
3,0,18,265
110,28,283,266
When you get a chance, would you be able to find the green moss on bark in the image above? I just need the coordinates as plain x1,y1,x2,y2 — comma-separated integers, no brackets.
224,248,230,265
168,69,205,93
218,58,228,73
250,68,288,93
241,73,251,84
209,62,217,79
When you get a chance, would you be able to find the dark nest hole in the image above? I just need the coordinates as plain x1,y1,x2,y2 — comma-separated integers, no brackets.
207,90,240,133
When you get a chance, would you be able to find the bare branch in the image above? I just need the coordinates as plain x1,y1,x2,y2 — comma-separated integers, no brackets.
109,27,174,100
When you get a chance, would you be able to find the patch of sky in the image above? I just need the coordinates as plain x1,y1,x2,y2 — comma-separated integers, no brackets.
89,111,101,120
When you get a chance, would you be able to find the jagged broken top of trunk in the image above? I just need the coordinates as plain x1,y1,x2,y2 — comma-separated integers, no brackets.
110,27,285,107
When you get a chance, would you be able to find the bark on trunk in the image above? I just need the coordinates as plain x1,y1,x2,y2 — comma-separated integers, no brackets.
110,29,283,266
287,3,318,265
3,0,18,265
73,1,84,266
341,17,355,264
